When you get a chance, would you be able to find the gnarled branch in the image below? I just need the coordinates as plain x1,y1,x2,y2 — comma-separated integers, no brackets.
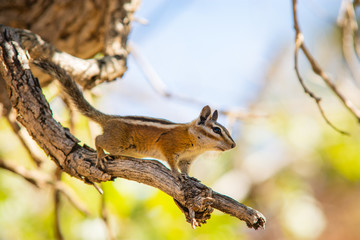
9,26,128,90
0,25,265,229
0,0,139,89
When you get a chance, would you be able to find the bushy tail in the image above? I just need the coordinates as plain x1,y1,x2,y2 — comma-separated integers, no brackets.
34,60,108,124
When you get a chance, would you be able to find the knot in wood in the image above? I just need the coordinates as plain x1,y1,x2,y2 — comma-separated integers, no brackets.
176,179,216,228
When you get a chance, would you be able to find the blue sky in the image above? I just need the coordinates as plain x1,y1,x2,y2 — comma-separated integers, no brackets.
100,0,340,123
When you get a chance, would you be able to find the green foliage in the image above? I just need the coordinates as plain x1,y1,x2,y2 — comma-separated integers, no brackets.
320,124,360,182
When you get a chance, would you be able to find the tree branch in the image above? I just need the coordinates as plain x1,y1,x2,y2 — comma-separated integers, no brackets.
9,26,127,90
0,25,265,229
0,0,140,90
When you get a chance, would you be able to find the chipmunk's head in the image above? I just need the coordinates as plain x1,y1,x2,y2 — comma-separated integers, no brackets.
190,105,236,151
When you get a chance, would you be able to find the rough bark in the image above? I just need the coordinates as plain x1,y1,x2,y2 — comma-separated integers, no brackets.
0,0,137,89
0,0,131,59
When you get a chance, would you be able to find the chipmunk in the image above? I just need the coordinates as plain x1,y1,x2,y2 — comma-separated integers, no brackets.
34,61,236,180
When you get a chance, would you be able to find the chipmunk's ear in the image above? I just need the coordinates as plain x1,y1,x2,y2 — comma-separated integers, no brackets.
211,110,218,121
197,105,211,125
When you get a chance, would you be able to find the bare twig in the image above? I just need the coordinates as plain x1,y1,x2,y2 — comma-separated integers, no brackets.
292,0,360,133
294,33,349,135
0,159,47,187
128,41,176,97
5,114,43,166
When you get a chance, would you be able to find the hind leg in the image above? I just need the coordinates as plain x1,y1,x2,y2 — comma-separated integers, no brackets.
95,135,109,169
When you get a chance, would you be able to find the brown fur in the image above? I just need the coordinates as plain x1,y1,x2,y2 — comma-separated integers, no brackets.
35,61,236,180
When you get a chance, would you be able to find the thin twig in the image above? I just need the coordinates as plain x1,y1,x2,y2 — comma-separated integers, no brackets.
6,114,43,166
0,159,47,187
292,0,359,134
294,33,349,135
128,41,172,97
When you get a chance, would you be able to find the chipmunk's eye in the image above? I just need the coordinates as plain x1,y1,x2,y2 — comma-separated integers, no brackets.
213,127,221,134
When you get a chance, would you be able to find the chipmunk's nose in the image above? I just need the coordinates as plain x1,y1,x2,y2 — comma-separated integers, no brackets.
231,143,236,148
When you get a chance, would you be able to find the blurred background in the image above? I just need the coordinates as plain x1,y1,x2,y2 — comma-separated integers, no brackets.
2,0,360,239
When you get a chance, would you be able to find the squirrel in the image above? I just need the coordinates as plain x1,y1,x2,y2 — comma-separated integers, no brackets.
34,61,236,181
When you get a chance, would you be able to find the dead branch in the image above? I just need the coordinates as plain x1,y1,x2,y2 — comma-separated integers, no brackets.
294,32,349,135
0,25,265,229
292,0,360,133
